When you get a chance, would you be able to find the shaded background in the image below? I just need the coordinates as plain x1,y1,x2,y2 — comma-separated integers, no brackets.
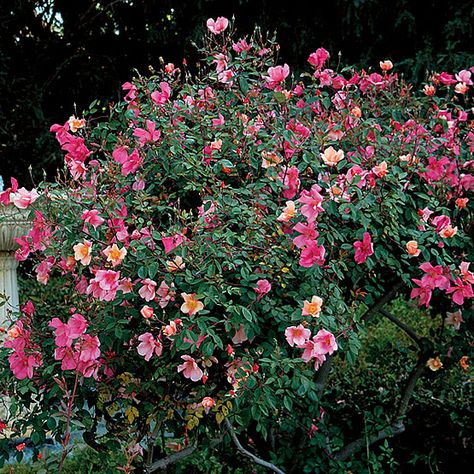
1,0,473,186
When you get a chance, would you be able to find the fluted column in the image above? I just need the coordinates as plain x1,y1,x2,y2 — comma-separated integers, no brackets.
0,205,32,326
0,252,20,321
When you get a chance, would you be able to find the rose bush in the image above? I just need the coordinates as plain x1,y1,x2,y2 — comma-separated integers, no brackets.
0,18,472,473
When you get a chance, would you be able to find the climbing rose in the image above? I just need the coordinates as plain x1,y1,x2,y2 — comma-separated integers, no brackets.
353,232,374,264
206,17,228,35
177,355,203,381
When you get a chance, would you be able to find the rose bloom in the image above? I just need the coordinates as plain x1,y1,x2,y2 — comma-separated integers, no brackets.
455,197,468,208
73,240,92,265
302,296,323,317
454,83,468,94
423,84,436,96
277,201,296,222
459,356,469,372
68,115,86,132
379,60,393,71
201,397,216,408
180,293,204,316
103,244,127,266
321,146,344,167
140,305,154,319
167,256,185,272
406,240,421,257
426,357,443,371
439,225,457,238
445,310,463,330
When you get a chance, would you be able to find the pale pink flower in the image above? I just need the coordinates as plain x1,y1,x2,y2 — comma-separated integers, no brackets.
177,355,203,381
439,225,457,238
73,240,93,265
285,325,311,347
445,310,463,330
10,188,39,209
321,146,344,167
180,293,204,316
218,69,235,84
454,83,468,94
353,232,374,264
137,333,162,361
232,324,248,344
406,240,421,257
255,279,271,299
139,279,157,301
459,262,474,284
455,69,473,85
206,17,229,35
372,161,388,178
157,281,175,308
302,296,323,317
313,329,338,355
140,305,154,319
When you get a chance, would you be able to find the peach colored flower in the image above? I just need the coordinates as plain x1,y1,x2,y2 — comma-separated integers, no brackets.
372,161,388,178
427,357,443,371
261,150,283,169
379,60,393,71
277,200,296,222
180,293,204,316
73,240,92,265
406,240,421,257
459,356,469,372
321,146,344,167
68,115,86,132
423,85,436,96
201,397,216,408
302,296,323,317
454,83,468,94
103,244,127,266
167,256,185,272
163,320,178,337
455,198,468,208
439,225,457,238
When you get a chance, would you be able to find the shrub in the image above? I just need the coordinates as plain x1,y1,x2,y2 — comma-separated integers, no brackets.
0,17,472,473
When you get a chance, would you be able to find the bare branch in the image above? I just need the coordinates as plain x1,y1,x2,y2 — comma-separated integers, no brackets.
224,419,286,474
145,435,223,473
361,281,405,323
315,355,333,398
333,358,426,462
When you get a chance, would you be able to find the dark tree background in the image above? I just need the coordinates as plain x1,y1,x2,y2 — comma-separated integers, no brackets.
1,0,473,186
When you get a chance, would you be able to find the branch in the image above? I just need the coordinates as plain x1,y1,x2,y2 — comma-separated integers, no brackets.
145,445,197,473
315,355,333,398
361,280,405,323
333,358,426,462
224,419,286,474
145,436,223,473
379,308,422,346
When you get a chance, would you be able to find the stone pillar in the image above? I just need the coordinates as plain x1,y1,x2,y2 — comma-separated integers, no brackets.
0,205,31,325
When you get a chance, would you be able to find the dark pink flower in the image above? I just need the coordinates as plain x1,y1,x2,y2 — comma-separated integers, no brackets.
353,232,374,264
